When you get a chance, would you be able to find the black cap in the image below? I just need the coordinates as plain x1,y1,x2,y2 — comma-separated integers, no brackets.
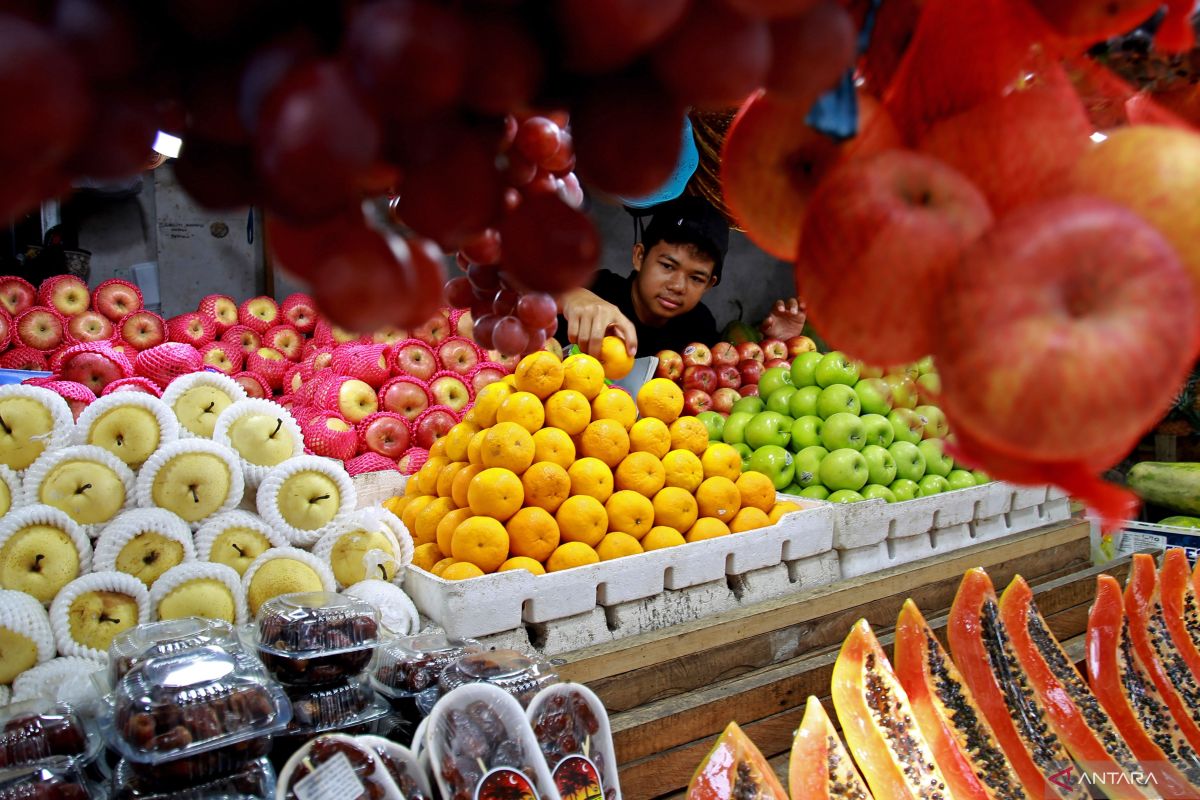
633,196,730,284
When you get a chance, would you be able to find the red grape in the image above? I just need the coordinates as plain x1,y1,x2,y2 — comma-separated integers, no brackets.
267,210,368,282
444,276,475,309
461,229,502,266
237,30,320,136
555,0,690,74
466,263,502,293
472,314,499,349
463,12,544,116
725,0,820,18
651,1,771,108
543,131,575,173
492,315,529,356
53,0,140,83
525,326,547,352
498,196,599,294
514,117,562,166
557,173,584,209
310,227,413,332
493,288,519,317
68,89,158,179
516,293,558,330
766,2,857,99
502,150,538,187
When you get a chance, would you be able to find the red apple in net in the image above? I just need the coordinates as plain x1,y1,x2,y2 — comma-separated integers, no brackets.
413,405,458,450
16,307,65,351
0,277,36,316
119,310,166,351
38,275,89,317
468,363,507,394
67,311,113,343
358,411,411,460
390,339,438,381
379,376,433,421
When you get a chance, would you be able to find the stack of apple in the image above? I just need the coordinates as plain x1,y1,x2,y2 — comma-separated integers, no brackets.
654,334,818,417
704,351,990,503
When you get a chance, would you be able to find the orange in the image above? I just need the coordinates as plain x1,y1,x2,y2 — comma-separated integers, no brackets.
642,526,686,551
437,507,474,556
661,449,704,492
695,477,741,523
736,472,777,514
545,542,600,573
669,416,710,455
579,419,630,468
414,455,448,496
636,378,684,423
652,487,698,532
505,506,561,562
471,382,513,427
404,479,421,497
596,532,644,561
480,421,535,473
514,351,564,399
502,374,516,387
554,495,608,547
411,542,443,571
496,391,545,433
499,556,546,575
566,458,614,503
467,467,525,521
450,516,509,573
430,557,458,577
441,562,485,580
428,438,447,459
443,422,480,462
686,517,731,542
614,452,666,497
382,495,408,517
531,427,575,468
604,490,655,539
414,496,456,546
451,463,485,509
467,429,488,465
521,461,571,513
401,495,434,534
544,389,591,435
598,335,634,380
730,507,772,533
591,387,637,429
629,417,671,458
436,461,468,498
561,353,605,400
769,501,803,525
701,443,742,482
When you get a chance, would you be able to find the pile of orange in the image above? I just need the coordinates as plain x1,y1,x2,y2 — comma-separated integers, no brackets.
382,338,804,581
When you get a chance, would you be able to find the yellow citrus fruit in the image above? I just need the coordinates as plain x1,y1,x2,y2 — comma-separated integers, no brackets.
499,556,546,575
404,479,421,497
414,496,456,546
592,387,637,429
736,471,777,513
496,391,545,433
437,507,474,556
414,455,448,495
451,463,485,509
636,378,684,423
467,429,489,465
642,526,686,551
428,438,447,458
604,490,655,539
401,495,434,534
543,389,591,435
382,495,408,517
661,449,704,492
472,382,513,427
514,351,565,399
769,501,803,524
450,516,509,573
443,422,480,463
701,443,742,482
687,517,731,542
505,506,561,562
695,477,741,523
467,467,525,521
531,427,575,468
629,417,671,458
411,542,443,572
596,532,644,561
614,451,666,497
502,374,516,387
579,419,630,468
730,507,772,533
442,562,486,580
521,461,572,513
599,335,634,380
566,457,614,503
669,417,710,455
653,487,698,532
436,461,468,498
430,557,458,577
561,353,606,400
546,542,600,573
555,495,608,547
480,421,535,473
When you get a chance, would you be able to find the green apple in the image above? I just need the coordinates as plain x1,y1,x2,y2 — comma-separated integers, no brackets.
0,397,56,470
946,469,977,491
890,478,920,501
861,444,897,486
799,485,829,500
788,386,821,418
914,405,949,440
39,460,127,526
228,412,297,467
883,374,918,410
748,445,795,490
745,411,791,450
759,367,794,399
862,484,897,503
765,385,797,416
820,412,865,451
696,411,725,442
917,439,953,478
814,351,860,388
784,483,804,495
860,414,895,448
730,397,764,416
790,416,824,451
152,453,234,523
916,373,941,403
816,384,861,419
1160,516,1200,529
793,445,829,489
0,524,81,604
276,471,343,532
731,443,753,471
86,406,161,467
853,378,894,416
918,474,950,496
916,356,936,375
887,408,925,445
888,363,921,381
819,448,868,492
972,470,991,485
827,489,865,504
888,441,927,482
722,412,754,445
790,352,824,388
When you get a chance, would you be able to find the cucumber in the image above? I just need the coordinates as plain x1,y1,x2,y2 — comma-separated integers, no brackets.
1127,461,1200,516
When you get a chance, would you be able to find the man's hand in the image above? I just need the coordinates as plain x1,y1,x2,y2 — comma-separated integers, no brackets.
561,288,638,357
760,297,807,341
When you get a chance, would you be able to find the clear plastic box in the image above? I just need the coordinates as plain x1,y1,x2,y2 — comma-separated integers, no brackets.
0,756,91,800
284,676,388,736
0,699,100,771
371,634,482,720
107,618,241,688
252,592,381,687
437,649,558,708
110,756,275,800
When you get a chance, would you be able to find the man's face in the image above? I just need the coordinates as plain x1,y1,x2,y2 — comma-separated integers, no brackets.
632,241,716,320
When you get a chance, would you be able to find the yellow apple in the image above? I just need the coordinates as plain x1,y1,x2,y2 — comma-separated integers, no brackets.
173,385,234,438
0,397,55,471
0,476,11,518
328,529,397,586
150,453,234,523
157,578,237,623
37,459,128,526
209,526,274,575
227,412,296,467
338,378,378,423
275,471,342,532
66,590,139,653
0,525,82,604
84,406,161,467
115,532,186,587
245,557,325,615
0,626,39,684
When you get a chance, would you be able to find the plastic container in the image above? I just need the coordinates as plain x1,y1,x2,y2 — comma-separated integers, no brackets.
437,649,558,708
252,593,381,687
111,756,275,800
0,756,91,800
371,634,482,718
278,734,402,800
528,683,621,800
284,677,388,736
0,699,100,771
357,736,432,800
107,617,241,688
106,645,291,785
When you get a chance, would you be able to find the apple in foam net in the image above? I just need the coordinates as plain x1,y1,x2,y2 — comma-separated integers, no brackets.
68,311,113,342
201,342,242,375
198,294,238,332
264,325,302,360
303,412,358,461
437,338,480,376
413,406,457,450
281,293,318,334
411,315,450,346
682,342,712,368
60,352,125,395
430,373,471,413
470,365,506,394
711,341,739,367
222,326,261,357
17,308,64,351
167,312,215,348
0,277,36,316
711,387,740,415
119,311,166,351
360,413,411,459
238,296,279,333
333,377,378,423
42,276,90,316
233,372,269,400
682,365,718,394
683,389,712,416
379,378,432,420
655,350,683,381
391,341,437,381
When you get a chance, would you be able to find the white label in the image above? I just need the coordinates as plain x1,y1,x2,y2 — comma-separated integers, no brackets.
293,752,366,800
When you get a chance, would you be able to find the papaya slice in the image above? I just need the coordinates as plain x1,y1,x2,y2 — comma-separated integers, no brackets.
893,599,1030,800
831,619,952,799
1157,548,1200,686
946,568,1086,800
999,575,1158,800
1087,573,1200,795
789,696,873,800
686,721,787,800
1125,552,1200,753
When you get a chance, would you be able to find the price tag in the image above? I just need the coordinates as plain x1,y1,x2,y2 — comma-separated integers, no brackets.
293,752,365,800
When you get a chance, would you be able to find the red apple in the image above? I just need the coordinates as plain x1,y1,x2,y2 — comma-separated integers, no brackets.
358,411,411,459
411,315,450,347
220,325,261,356
59,351,126,394
302,411,359,461
200,341,244,375
759,338,787,361
413,405,457,449
682,364,718,394
281,293,319,334
263,324,303,360
429,371,472,413
167,312,216,348
785,335,817,358
716,364,742,390
197,294,238,333
0,309,10,350
437,336,481,376
38,275,89,317
94,281,144,322
739,384,760,397
712,387,740,414
735,341,764,363
119,311,167,351
16,307,65,351
765,358,790,370
469,363,507,394
453,310,473,338
681,342,712,367
738,358,764,386
67,311,113,342
390,339,437,381
711,341,740,367
379,376,433,420
655,350,683,381
682,389,712,416
238,296,280,333
233,371,271,399
0,277,36,316
0,347,47,371
372,326,407,345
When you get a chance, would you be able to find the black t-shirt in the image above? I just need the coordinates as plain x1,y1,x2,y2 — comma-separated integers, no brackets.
556,269,719,357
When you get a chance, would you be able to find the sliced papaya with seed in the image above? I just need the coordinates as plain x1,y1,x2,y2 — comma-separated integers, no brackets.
789,695,873,800
1158,548,1200,686
686,721,787,800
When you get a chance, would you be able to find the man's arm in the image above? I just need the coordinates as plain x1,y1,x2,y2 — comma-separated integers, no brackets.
558,286,638,357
